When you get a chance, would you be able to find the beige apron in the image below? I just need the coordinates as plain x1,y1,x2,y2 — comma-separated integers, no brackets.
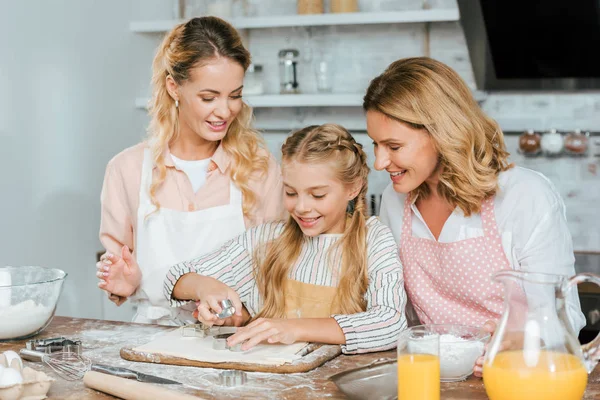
284,280,340,319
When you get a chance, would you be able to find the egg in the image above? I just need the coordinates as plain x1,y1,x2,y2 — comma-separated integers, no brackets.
1,352,22,370
0,367,23,387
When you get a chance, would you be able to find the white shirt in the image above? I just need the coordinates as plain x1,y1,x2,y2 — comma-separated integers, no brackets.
170,155,212,193
380,166,586,333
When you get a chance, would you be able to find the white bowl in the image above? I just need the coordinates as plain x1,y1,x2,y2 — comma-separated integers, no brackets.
0,266,67,341
409,324,489,382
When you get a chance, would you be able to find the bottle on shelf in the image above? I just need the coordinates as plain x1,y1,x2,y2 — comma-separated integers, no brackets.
297,0,324,14
279,49,301,94
540,128,564,156
518,129,541,156
563,129,589,156
331,0,358,13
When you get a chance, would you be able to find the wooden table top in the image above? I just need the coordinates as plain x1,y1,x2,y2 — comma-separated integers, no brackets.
2,316,600,399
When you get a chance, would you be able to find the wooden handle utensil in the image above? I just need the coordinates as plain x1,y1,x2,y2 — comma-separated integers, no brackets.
83,371,201,400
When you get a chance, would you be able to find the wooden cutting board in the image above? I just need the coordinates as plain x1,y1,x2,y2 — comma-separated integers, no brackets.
120,343,341,373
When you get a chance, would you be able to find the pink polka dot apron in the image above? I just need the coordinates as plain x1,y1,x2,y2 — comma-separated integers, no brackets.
400,195,525,326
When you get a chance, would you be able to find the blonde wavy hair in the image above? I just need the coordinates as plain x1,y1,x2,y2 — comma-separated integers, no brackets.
363,57,512,216
147,17,268,218
253,124,371,319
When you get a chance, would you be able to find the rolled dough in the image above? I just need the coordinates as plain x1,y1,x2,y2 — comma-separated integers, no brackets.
132,327,309,366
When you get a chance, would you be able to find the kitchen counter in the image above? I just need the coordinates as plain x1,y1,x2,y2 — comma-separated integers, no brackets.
2,317,600,399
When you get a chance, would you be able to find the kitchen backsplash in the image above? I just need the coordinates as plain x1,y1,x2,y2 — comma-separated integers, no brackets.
239,0,600,132
262,131,600,252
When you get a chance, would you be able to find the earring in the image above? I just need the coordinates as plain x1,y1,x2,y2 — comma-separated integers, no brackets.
175,100,179,108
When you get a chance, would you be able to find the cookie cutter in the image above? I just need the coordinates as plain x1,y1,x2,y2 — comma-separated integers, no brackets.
228,341,245,352
182,323,231,338
213,299,235,319
212,333,234,350
218,370,247,387
25,337,82,354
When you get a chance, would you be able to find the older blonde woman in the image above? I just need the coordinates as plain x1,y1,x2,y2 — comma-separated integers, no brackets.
364,57,584,375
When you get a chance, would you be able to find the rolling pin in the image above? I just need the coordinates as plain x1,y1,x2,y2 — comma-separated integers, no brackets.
83,371,202,400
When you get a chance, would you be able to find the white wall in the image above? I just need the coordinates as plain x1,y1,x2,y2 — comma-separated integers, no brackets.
0,0,159,320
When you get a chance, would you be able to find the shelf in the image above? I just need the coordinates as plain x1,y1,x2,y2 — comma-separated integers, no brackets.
135,91,486,110
130,9,460,33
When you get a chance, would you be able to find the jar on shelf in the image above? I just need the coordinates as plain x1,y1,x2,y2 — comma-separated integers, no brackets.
540,128,564,156
331,0,358,13
279,49,300,94
518,129,541,156
243,64,264,95
297,0,323,14
564,129,589,155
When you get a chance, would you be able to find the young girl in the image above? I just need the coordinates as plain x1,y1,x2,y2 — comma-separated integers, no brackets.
159,123,407,353
363,57,584,373
96,17,284,325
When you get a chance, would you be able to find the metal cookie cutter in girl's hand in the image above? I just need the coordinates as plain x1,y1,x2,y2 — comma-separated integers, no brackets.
212,299,236,319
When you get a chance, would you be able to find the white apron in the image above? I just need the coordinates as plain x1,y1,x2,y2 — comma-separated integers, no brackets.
132,149,246,325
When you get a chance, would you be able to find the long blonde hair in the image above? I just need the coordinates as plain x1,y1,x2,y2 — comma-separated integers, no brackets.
147,17,268,218
363,57,512,216
254,124,371,319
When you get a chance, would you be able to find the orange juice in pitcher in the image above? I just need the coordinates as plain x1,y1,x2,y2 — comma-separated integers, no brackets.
483,271,600,400
483,350,587,400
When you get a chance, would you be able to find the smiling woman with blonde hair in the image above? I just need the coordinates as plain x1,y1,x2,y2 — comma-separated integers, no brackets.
96,17,284,325
364,57,584,375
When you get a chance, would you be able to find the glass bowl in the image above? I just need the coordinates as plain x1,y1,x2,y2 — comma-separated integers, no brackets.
0,266,67,341
409,324,490,382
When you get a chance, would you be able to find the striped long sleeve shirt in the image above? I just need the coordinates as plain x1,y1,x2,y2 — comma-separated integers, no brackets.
164,216,407,354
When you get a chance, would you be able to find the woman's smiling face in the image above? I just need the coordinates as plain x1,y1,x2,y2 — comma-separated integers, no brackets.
367,110,440,193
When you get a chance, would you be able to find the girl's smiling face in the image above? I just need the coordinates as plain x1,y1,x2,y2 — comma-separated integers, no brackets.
282,160,358,236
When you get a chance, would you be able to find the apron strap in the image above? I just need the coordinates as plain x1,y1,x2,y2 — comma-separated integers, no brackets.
480,196,499,238
228,180,243,207
400,193,413,240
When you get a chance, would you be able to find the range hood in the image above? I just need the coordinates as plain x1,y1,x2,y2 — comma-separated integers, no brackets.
457,0,600,91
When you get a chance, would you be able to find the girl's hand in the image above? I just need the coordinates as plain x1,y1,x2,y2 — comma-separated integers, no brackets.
227,318,301,351
473,320,496,377
192,306,250,327
97,246,142,298
193,276,243,327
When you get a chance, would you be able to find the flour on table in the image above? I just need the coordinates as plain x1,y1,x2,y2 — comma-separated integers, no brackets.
133,328,308,366
0,300,54,339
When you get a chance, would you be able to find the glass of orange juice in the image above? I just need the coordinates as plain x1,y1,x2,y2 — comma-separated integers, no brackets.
397,326,440,400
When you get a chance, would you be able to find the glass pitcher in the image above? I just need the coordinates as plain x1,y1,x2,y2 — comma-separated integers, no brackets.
483,271,600,400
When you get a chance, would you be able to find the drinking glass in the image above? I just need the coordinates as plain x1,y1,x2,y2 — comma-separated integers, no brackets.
397,326,440,400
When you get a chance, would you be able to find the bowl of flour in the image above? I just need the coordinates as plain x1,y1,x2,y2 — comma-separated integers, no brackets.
0,266,67,341
407,324,489,382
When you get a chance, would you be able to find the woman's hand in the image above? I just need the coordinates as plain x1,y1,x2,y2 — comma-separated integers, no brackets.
227,318,302,351
473,319,496,377
192,276,244,327
97,246,142,298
